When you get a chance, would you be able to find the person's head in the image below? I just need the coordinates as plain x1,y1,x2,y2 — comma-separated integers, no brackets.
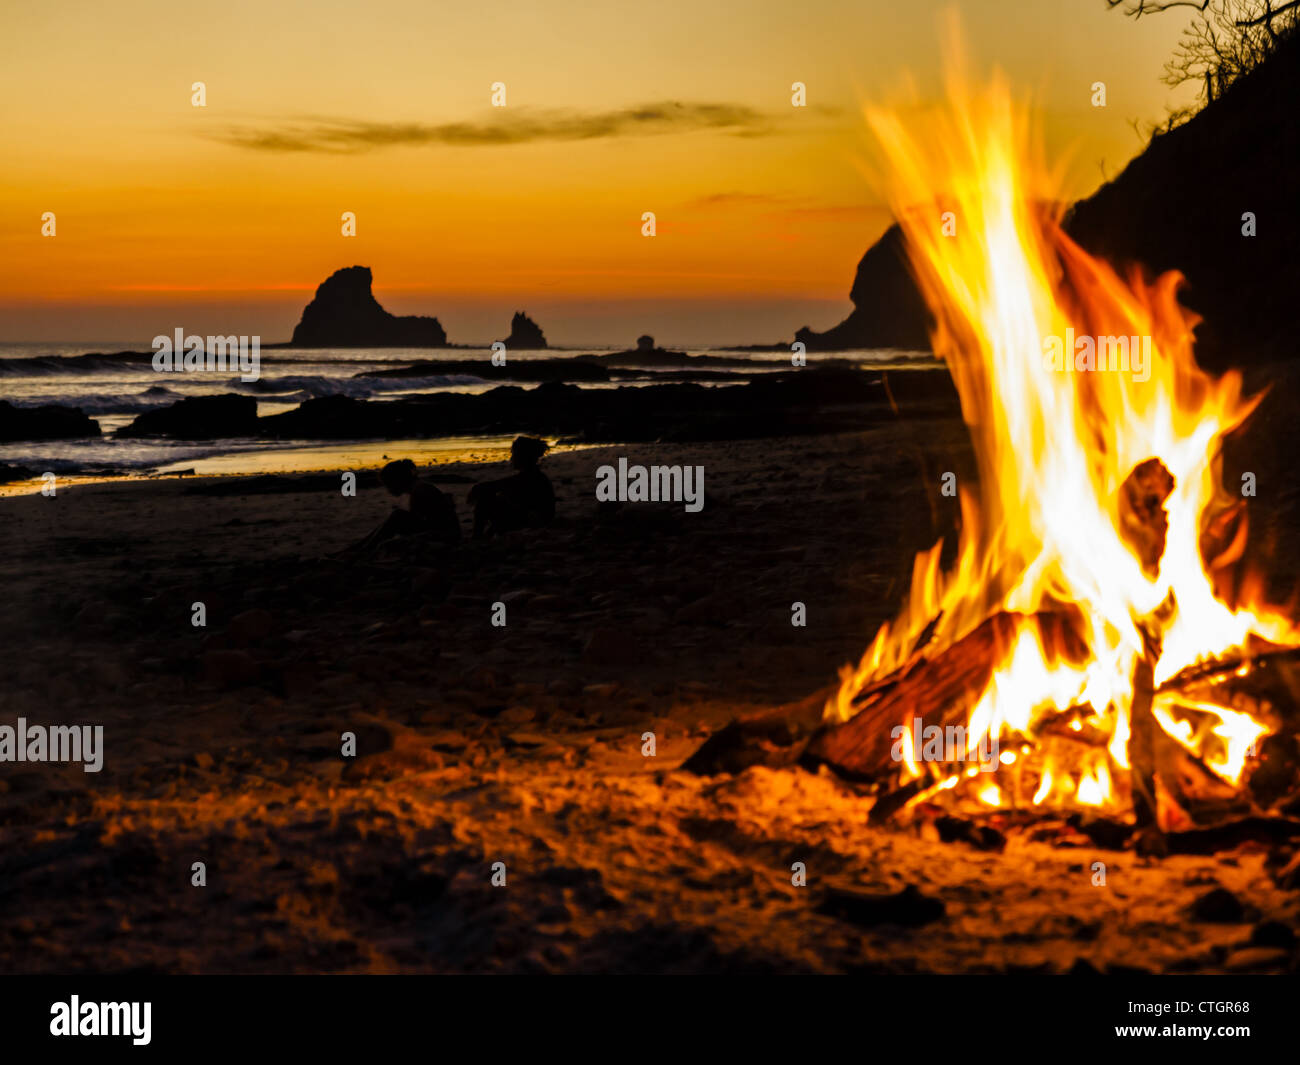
510,436,548,470
379,458,417,496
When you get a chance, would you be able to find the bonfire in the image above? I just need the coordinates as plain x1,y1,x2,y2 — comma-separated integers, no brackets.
794,60,1300,850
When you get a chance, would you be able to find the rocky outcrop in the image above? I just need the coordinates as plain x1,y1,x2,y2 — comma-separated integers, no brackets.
576,338,705,368
1064,30,1300,372
359,358,610,383
118,394,258,439
499,312,547,350
794,224,932,352
0,401,100,443
0,464,35,483
268,368,957,442
797,34,1299,366
290,266,448,347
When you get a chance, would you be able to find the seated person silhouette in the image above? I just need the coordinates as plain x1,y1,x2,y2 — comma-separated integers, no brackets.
468,436,555,538
340,458,460,559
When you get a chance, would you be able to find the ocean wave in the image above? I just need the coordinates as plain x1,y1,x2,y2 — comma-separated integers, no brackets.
0,352,154,376
4,385,184,415
233,373,484,399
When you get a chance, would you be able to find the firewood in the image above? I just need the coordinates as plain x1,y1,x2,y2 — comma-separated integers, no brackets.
680,686,830,775
866,777,930,823
803,610,1086,780
1128,623,1162,835
1156,644,1300,702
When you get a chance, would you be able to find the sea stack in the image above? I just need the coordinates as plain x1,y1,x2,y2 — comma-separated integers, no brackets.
794,224,932,351
499,311,547,350
290,266,448,347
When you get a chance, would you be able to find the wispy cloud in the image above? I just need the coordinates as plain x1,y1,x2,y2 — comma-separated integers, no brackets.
208,102,795,153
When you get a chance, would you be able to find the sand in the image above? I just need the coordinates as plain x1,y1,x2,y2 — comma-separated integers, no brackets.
1,420,1298,973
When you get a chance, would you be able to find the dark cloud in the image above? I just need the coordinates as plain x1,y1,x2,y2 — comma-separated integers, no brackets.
208,102,782,153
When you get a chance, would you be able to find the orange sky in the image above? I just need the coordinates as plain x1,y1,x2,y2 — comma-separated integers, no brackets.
0,0,1199,346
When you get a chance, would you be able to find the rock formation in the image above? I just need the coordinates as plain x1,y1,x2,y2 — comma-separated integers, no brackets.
118,394,258,439
794,33,1299,366
499,312,547,350
794,224,932,352
0,401,100,443
290,266,448,347
1064,30,1299,372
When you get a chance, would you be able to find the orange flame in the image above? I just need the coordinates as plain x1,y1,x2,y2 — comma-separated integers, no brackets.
830,46,1296,813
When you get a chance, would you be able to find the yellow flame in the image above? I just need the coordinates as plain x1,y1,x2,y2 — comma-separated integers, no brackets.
1032,769,1053,805
829,38,1294,814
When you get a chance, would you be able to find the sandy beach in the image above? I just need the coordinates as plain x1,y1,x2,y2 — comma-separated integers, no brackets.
2,409,1298,974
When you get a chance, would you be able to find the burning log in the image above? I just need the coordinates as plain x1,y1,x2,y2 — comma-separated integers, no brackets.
1157,643,1300,705
802,609,1086,781
1127,612,1169,846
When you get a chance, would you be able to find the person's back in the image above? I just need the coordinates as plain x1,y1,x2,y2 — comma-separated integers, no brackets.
335,459,461,559
409,478,462,543
470,436,555,537
497,466,553,526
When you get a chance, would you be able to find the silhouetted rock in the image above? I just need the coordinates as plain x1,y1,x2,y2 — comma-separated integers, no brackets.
578,341,700,368
261,367,957,443
795,224,933,352
1065,30,1300,371
0,401,100,443
798,36,1299,366
499,311,546,349
254,394,395,439
359,358,609,383
118,394,258,439
289,266,448,347
0,464,35,483
117,364,961,443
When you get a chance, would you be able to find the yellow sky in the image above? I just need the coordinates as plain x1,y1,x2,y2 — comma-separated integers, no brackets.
0,0,1199,345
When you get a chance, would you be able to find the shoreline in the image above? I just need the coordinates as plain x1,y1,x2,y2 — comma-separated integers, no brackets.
0,363,960,496
0,434,567,498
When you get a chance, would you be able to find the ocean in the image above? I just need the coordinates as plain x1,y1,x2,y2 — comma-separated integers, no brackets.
0,342,936,486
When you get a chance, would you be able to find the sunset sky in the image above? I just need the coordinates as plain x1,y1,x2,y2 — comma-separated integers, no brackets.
0,0,1199,346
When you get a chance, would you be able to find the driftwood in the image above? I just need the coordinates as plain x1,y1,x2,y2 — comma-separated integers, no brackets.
680,687,829,776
